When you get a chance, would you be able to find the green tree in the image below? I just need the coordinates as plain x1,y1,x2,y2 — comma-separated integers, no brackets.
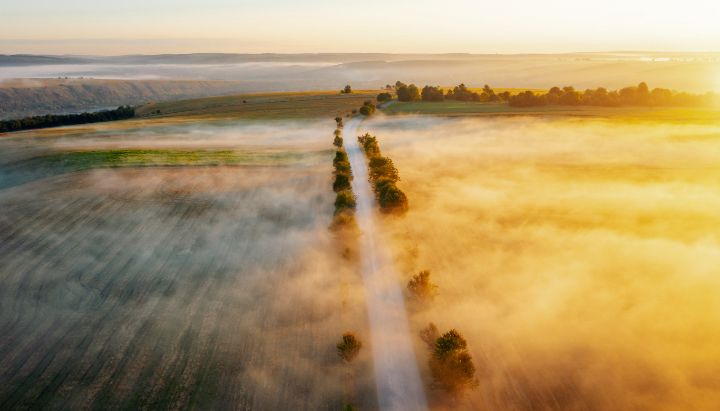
429,329,478,396
421,85,444,102
397,83,420,102
343,85,352,94
377,92,392,102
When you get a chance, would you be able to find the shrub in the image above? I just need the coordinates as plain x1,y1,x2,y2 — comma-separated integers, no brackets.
359,101,376,116
407,270,438,302
377,92,392,102
357,133,380,157
337,332,362,363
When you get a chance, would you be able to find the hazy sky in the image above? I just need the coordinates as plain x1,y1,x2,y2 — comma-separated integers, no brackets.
2,0,719,54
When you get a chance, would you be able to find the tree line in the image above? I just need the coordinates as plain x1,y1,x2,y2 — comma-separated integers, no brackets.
332,117,357,229
391,81,511,103
0,106,135,133
509,82,715,107
380,80,717,108
357,133,408,214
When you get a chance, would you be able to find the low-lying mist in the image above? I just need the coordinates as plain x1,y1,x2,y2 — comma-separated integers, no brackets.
361,114,720,410
0,119,377,410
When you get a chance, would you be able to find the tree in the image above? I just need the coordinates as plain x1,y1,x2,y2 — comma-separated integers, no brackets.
334,190,356,215
333,172,351,192
397,83,420,102
407,270,438,302
377,92,392,102
337,332,362,363
342,85,352,94
333,135,343,147
429,329,478,396
335,116,344,127
421,85,444,102
359,101,376,116
446,84,480,101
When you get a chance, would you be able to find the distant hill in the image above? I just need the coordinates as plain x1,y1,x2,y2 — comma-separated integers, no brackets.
1,52,718,118
0,79,258,119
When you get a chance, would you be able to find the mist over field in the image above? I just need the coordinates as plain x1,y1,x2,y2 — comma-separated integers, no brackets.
0,120,377,410
360,115,720,410
2,52,719,119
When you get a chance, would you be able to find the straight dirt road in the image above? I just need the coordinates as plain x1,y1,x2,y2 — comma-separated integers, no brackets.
344,117,428,411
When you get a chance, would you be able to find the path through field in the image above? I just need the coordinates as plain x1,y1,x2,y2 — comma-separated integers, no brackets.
344,118,428,411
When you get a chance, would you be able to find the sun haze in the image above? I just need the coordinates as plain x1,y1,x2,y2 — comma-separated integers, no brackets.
1,0,719,54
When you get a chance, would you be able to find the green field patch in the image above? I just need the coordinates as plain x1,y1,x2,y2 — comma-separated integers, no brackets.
0,149,329,190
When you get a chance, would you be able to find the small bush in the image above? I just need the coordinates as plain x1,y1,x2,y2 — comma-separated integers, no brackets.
377,92,392,102
337,332,362,363
359,101,376,116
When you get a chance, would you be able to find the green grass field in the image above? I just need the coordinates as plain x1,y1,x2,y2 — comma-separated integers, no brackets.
1,149,330,190
135,90,381,120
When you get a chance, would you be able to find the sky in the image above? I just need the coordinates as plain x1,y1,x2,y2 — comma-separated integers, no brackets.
1,0,719,55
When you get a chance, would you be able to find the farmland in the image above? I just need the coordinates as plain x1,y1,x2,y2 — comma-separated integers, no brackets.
357,114,720,410
1,88,719,410
0,118,377,410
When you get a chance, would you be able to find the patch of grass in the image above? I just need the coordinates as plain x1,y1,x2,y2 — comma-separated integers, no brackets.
0,149,330,190
135,90,382,120
381,101,720,121
33,149,323,169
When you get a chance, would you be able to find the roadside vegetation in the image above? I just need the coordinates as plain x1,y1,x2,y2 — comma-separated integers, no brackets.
0,105,135,133
420,324,478,400
357,133,408,213
337,332,363,411
358,100,376,116
376,92,392,102
331,118,357,230
407,270,438,304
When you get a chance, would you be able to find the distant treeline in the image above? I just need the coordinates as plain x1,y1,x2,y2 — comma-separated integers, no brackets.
384,80,717,108
357,133,408,214
391,81,510,103
0,106,135,133
509,82,715,107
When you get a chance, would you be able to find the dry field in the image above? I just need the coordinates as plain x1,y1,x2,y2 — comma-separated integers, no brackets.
0,120,376,410
360,114,720,410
